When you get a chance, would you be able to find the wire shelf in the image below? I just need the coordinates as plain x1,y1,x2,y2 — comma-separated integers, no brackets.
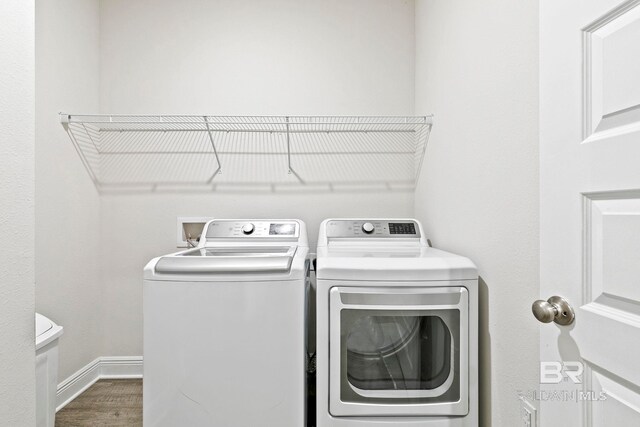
61,114,432,193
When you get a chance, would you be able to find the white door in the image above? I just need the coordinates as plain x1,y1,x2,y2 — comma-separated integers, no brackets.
540,0,640,425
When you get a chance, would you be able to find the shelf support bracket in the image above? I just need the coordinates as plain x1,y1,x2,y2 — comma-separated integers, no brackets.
204,116,222,183
64,124,100,189
286,116,305,184
60,113,70,131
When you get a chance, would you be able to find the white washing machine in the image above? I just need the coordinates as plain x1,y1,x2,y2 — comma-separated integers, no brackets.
144,219,309,427
315,219,478,427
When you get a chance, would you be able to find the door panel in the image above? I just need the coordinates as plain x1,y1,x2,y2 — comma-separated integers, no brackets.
541,0,640,425
591,366,640,425
585,193,640,306
585,3,640,138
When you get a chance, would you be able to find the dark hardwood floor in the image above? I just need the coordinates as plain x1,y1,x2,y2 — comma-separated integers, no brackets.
55,379,142,427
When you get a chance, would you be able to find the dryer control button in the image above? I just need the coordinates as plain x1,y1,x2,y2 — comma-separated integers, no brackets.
362,222,375,234
241,223,255,235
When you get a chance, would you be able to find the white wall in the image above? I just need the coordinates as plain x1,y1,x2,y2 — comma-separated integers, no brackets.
0,1,36,424
35,0,102,381
97,0,416,360
99,0,415,115
414,1,539,425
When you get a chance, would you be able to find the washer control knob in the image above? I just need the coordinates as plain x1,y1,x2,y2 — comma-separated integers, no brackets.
241,223,255,235
362,222,375,234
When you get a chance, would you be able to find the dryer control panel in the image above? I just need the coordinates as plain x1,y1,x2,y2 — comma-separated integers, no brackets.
205,220,300,239
325,220,421,238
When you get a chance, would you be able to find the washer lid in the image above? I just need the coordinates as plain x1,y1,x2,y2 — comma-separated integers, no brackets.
36,313,52,337
154,246,297,274
35,313,64,350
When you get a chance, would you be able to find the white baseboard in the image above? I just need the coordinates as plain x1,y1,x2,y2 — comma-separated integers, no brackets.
56,356,143,412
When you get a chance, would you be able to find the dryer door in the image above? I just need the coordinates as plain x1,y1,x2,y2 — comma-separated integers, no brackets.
329,286,468,417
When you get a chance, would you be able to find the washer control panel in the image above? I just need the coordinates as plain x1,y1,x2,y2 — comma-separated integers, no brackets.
206,220,299,239
326,220,421,238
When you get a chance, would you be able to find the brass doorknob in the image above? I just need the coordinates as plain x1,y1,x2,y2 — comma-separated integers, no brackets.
532,296,575,326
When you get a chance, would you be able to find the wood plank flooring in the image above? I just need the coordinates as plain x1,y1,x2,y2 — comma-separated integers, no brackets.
55,379,142,427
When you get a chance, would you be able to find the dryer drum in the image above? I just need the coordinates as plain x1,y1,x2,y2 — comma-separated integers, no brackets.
346,315,452,391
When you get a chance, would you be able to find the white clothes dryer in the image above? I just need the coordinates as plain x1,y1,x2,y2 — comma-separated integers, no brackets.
144,219,309,427
315,219,478,427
